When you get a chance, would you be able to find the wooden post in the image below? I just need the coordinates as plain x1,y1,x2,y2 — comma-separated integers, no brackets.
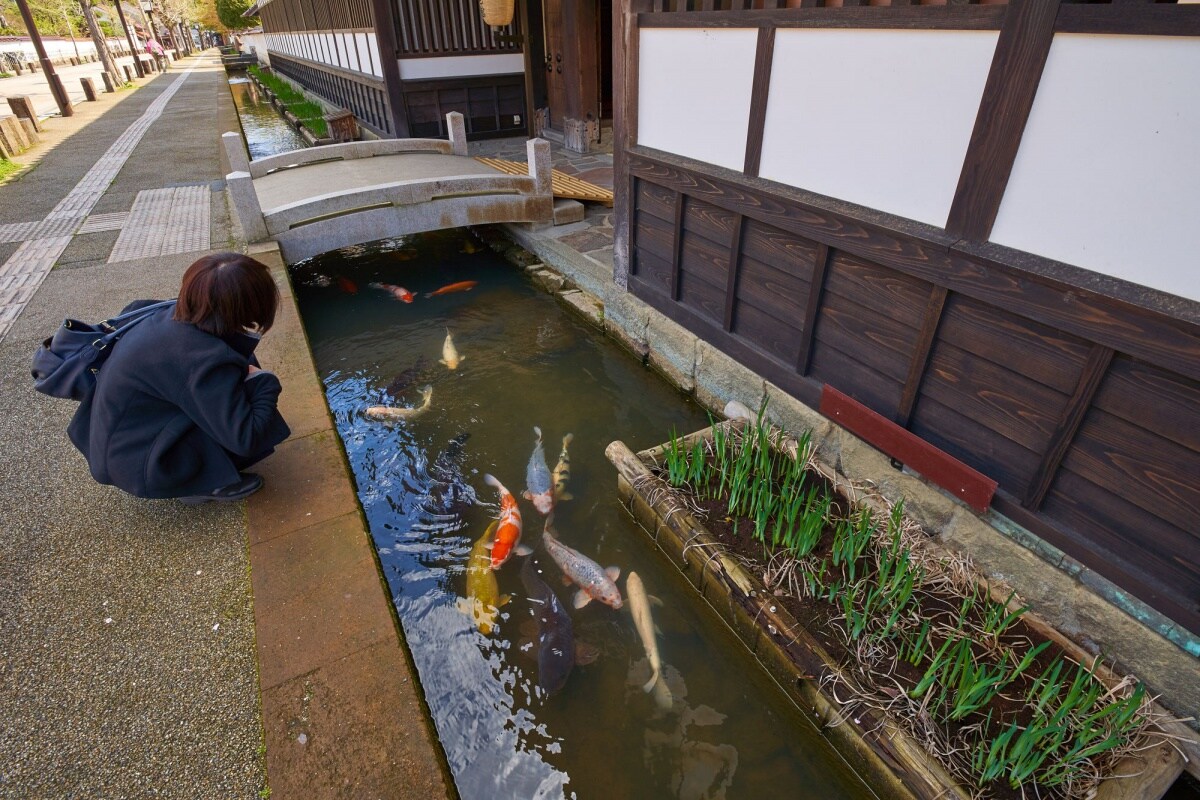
612,0,653,289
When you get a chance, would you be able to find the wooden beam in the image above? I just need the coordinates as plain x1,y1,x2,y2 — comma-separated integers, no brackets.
1023,344,1115,510
637,6,1006,29
670,190,686,301
820,385,998,514
723,214,745,331
945,0,1060,241
613,0,653,288
369,0,409,136
1055,4,1200,37
795,242,831,377
743,26,775,177
896,285,948,428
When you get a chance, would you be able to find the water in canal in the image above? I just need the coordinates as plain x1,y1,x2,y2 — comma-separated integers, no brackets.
227,75,306,160
290,231,877,800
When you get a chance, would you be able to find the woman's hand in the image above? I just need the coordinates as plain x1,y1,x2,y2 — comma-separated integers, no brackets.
247,364,261,375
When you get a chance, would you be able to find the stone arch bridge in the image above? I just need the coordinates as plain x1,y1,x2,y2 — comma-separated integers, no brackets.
223,112,552,263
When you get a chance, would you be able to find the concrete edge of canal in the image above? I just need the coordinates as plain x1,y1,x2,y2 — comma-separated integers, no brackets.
245,239,457,799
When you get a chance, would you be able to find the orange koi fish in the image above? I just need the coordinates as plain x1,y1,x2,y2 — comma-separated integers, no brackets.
426,280,478,298
368,282,414,303
336,275,358,294
483,474,528,570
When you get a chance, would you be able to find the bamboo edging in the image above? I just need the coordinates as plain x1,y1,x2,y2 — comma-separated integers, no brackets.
606,421,1192,800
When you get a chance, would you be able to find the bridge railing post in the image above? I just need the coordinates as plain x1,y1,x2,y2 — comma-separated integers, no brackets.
446,111,468,156
527,138,552,198
222,131,250,175
226,170,269,243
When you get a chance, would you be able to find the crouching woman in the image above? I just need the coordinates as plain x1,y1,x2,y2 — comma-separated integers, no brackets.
69,253,291,504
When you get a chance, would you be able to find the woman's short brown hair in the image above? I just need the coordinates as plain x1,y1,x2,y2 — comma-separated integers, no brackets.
174,253,280,338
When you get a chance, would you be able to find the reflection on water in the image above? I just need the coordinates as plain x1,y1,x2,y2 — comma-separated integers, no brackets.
292,231,876,800
227,75,306,159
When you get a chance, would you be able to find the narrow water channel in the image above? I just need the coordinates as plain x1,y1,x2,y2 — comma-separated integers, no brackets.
290,232,877,800
228,74,306,159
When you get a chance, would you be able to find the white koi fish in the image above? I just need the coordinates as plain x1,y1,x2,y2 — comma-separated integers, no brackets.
542,523,622,610
440,328,463,370
627,571,671,707
363,385,432,422
523,426,555,515
552,433,573,502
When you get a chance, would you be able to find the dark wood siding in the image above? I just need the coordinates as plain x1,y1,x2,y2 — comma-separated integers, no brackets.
402,75,527,139
626,150,1200,634
392,0,521,56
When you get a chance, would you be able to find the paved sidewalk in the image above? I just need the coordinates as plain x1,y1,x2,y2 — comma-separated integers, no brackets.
1,55,143,117
0,54,263,800
0,51,449,799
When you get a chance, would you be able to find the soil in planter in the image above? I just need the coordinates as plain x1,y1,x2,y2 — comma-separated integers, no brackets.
648,453,1153,800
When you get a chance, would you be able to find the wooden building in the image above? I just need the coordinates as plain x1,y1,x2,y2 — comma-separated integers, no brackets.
247,0,612,149
245,0,1198,641
612,0,1200,639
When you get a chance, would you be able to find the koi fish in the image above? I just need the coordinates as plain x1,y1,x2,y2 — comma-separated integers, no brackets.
520,556,575,696
483,474,528,569
363,385,432,422
542,523,622,610
627,571,671,706
392,248,419,261
440,328,463,370
426,280,478,298
553,433,573,502
336,275,358,294
461,240,481,254
523,427,555,515
384,355,428,398
457,521,509,635
368,282,414,303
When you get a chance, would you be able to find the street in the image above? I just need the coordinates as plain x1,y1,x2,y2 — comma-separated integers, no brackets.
1,55,142,118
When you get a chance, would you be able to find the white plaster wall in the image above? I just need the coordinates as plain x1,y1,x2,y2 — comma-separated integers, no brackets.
638,28,758,172
363,33,380,77
398,54,526,80
758,29,997,228
991,34,1200,303
264,31,383,77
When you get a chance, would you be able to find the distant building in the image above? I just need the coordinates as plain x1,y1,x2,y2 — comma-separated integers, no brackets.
243,0,611,151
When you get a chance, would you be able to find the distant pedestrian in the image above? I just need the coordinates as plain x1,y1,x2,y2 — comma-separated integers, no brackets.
68,253,291,504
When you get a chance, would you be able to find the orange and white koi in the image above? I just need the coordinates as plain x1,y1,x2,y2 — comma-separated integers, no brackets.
523,426,555,515
440,328,463,370
483,474,528,570
336,275,358,294
426,280,478,298
368,282,414,303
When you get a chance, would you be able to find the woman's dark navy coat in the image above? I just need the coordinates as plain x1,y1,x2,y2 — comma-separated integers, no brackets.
68,302,291,499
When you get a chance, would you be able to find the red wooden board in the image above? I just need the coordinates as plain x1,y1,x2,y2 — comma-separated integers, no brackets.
819,385,998,514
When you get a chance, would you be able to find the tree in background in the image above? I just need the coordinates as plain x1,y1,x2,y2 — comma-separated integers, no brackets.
214,0,253,31
78,0,118,76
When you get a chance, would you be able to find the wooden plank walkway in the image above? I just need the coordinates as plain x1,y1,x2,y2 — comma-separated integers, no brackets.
474,157,614,207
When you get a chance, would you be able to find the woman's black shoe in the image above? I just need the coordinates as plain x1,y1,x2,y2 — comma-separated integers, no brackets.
179,473,264,505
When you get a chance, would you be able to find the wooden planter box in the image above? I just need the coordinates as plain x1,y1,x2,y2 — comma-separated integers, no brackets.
606,420,1189,800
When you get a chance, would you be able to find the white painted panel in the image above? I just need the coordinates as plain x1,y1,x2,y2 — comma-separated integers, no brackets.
337,34,351,71
363,33,381,77
991,35,1200,302
638,28,758,172
323,33,334,66
398,54,526,80
758,29,997,228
